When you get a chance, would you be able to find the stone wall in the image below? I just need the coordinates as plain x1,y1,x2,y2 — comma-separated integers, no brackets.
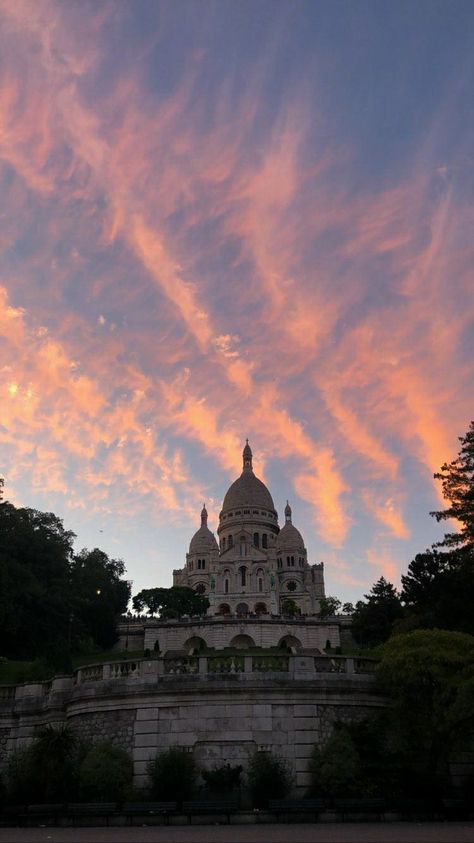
0,655,384,793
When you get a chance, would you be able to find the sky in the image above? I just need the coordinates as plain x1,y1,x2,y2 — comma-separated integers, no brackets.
0,0,473,604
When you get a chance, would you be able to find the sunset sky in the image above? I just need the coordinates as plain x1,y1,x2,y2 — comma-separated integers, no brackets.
1,0,473,603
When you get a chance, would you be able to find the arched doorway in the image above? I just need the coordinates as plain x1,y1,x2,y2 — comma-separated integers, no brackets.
278,634,302,653
184,636,207,655
217,603,231,616
230,634,256,649
254,602,268,615
235,602,249,617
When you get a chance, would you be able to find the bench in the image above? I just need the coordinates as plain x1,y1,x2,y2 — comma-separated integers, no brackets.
334,797,385,821
268,799,326,821
123,801,177,825
441,798,470,820
182,799,238,824
67,802,117,826
21,804,65,827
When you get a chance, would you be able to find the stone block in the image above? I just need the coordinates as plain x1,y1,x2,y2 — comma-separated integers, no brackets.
136,707,158,721
253,704,271,718
134,719,159,734
290,731,318,743
133,761,149,776
159,708,180,720
134,733,159,748
252,718,272,731
225,704,252,718
294,744,315,758
295,757,311,772
133,746,156,762
293,705,316,716
294,717,318,730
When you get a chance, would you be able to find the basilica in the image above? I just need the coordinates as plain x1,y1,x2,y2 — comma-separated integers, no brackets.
172,441,326,617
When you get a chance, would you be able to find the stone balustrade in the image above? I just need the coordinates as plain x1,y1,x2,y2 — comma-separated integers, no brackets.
0,654,379,709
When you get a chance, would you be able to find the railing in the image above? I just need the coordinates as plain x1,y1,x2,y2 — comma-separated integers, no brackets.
80,664,104,683
109,661,139,679
353,657,378,674
208,655,244,673
252,655,289,672
164,657,199,675
314,656,347,673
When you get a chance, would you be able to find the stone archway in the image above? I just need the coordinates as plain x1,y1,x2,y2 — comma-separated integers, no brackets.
278,634,302,654
216,603,231,616
254,602,268,615
183,636,207,655
235,602,249,617
229,633,256,649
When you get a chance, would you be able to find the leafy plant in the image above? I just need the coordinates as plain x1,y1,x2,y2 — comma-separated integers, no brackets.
147,747,197,804
246,751,293,808
202,763,242,793
79,741,133,803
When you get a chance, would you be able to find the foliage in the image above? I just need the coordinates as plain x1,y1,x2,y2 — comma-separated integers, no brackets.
280,598,300,616
401,548,474,636
132,586,209,618
377,629,474,791
6,724,81,803
202,763,242,793
0,501,130,660
351,578,403,648
147,747,197,803
318,596,342,618
342,602,354,614
246,751,293,808
70,548,131,649
79,741,133,803
308,726,362,797
430,420,474,552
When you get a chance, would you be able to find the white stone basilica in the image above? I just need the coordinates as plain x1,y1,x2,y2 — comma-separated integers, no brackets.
173,441,325,617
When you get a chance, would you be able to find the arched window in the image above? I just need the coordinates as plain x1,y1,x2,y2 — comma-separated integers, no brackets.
253,532,259,548
262,533,267,549
222,537,226,551
258,578,263,593
239,566,247,587
225,578,229,594
286,556,290,565
291,556,295,566
228,535,233,548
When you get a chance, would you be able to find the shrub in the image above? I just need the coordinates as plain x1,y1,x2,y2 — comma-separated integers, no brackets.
79,741,133,804
308,726,362,798
6,724,80,803
147,747,197,803
202,764,242,793
246,751,293,808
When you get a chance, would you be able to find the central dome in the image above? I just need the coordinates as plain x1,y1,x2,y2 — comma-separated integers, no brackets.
221,441,275,513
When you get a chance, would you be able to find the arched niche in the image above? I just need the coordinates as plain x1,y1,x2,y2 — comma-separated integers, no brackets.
278,634,302,654
183,636,207,655
230,633,256,649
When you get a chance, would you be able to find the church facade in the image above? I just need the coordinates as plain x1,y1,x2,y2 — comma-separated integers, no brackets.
172,441,325,618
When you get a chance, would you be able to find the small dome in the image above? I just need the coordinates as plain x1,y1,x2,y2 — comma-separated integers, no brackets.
276,521,305,550
189,503,218,553
276,502,305,551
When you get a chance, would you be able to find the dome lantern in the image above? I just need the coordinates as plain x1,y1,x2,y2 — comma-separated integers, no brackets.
243,439,253,472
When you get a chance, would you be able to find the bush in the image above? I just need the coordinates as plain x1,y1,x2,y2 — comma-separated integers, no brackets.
6,724,80,803
308,726,362,798
246,751,293,808
79,741,133,804
202,764,242,793
147,747,197,804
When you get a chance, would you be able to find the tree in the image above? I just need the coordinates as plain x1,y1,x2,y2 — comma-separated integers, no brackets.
377,629,474,795
79,741,133,803
308,726,362,797
7,724,81,803
0,503,75,659
246,751,293,808
430,421,474,552
147,747,197,803
70,548,131,649
351,578,403,648
318,596,341,619
132,586,208,619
